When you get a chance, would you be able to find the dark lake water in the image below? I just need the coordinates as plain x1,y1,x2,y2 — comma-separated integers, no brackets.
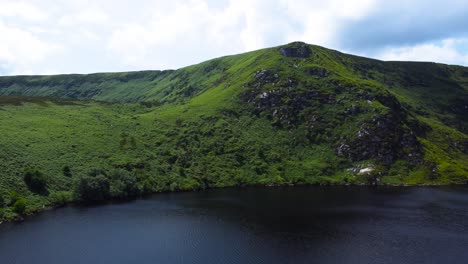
1,186,468,264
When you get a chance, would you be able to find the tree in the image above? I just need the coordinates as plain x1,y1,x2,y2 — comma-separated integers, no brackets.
63,166,72,177
13,198,26,214
0,195,4,208
109,170,141,198
74,175,110,202
24,168,48,194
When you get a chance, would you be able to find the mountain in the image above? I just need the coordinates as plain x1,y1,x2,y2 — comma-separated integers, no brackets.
0,42,467,220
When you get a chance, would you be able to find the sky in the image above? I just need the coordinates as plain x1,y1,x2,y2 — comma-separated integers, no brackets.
1,0,468,76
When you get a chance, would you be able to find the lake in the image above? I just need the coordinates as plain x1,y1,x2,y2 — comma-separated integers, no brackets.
1,186,468,264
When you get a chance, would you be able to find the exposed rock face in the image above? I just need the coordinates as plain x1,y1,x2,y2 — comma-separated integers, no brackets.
280,43,312,58
337,113,422,165
334,90,423,164
244,66,424,167
242,69,334,128
252,70,279,87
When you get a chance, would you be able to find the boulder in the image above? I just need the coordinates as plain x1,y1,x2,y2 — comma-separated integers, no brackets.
358,167,374,176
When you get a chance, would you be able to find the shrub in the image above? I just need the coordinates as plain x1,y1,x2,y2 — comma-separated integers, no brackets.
74,175,110,202
63,166,72,177
9,191,21,206
129,137,137,148
13,198,27,214
109,170,141,199
88,168,107,177
49,191,73,207
119,136,128,149
24,168,48,194
0,195,4,208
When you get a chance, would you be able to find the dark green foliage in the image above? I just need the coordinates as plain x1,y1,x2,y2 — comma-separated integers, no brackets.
140,100,162,108
0,195,4,208
49,191,72,207
119,135,127,149
74,175,110,202
8,191,21,206
88,168,108,177
109,170,141,198
63,166,72,177
23,168,48,195
13,198,26,214
129,137,137,148
119,133,137,150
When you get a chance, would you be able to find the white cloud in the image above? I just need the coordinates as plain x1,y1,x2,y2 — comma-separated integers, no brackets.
376,38,468,66
0,20,62,74
108,0,263,68
58,8,109,26
0,0,467,75
280,0,377,48
0,1,48,22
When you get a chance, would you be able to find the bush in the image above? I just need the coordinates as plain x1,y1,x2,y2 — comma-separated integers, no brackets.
13,198,27,214
49,191,72,207
63,166,72,177
88,168,107,177
9,191,21,206
0,195,4,208
109,170,141,199
74,175,110,202
24,168,48,194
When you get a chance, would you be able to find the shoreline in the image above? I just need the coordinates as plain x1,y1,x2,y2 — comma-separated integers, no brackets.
1,183,466,225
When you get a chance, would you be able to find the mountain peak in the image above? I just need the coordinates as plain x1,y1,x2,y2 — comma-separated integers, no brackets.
279,41,313,58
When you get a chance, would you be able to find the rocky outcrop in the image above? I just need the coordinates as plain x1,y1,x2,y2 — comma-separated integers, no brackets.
279,43,313,58
244,67,425,166
242,69,334,128
337,113,422,165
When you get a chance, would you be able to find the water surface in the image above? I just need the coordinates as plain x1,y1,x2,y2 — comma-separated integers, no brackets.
1,186,468,264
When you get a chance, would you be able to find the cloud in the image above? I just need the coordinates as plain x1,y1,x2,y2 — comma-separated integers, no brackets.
58,8,109,26
108,0,292,69
337,0,468,50
0,0,468,75
280,0,377,47
0,20,62,74
375,38,468,65
108,0,216,68
0,1,49,22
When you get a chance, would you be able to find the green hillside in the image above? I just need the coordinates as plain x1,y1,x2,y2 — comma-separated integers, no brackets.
0,42,467,221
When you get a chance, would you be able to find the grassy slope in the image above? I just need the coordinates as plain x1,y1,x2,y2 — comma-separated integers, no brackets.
0,42,467,220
